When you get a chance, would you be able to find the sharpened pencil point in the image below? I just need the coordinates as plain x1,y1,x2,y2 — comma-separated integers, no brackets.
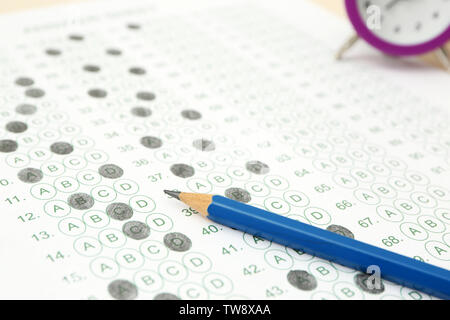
164,190,181,200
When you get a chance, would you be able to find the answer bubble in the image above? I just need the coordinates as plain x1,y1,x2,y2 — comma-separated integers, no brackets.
108,279,138,300
153,293,180,300
17,167,43,183
45,48,61,56
136,91,155,101
243,233,272,249
106,202,134,221
202,273,233,295
140,240,169,260
45,200,71,218
178,283,209,300
133,270,163,292
170,163,195,178
106,48,122,56
50,142,74,155
182,252,212,273
15,77,34,87
25,88,45,98
225,187,251,203
98,164,124,179
129,67,146,75
68,193,95,210
123,221,151,240
6,121,28,133
287,270,317,291
181,109,201,120
73,236,102,257
88,88,107,98
0,140,18,153
140,136,162,149
354,273,385,294
68,34,84,41
83,65,100,72
192,139,215,152
127,23,141,30
15,104,37,115
131,106,152,117
245,160,270,175
163,232,192,252
326,224,355,239
90,257,119,279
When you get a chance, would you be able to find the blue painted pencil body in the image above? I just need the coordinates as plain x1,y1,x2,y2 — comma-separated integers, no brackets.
207,195,450,300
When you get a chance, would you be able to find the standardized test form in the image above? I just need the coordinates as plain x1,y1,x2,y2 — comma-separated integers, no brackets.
0,0,449,300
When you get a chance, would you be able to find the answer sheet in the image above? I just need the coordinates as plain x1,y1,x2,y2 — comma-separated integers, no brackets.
0,0,449,300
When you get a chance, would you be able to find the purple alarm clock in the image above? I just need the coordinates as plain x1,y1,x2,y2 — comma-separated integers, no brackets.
339,0,450,61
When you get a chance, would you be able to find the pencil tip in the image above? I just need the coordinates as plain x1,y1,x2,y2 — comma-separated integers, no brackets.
164,190,181,200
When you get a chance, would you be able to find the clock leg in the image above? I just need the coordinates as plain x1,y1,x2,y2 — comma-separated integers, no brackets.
435,46,450,72
336,34,359,60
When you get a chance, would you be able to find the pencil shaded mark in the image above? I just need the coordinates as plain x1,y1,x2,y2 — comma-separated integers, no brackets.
88,88,107,98
129,67,146,75
354,273,385,294
68,34,84,41
0,140,18,153
17,168,43,183
131,106,152,117
108,279,138,300
16,104,37,115
6,121,28,133
106,48,122,56
98,164,124,179
123,221,151,240
45,48,62,56
50,142,74,155
140,136,162,149
225,187,251,203
245,160,270,175
83,65,101,72
68,193,95,210
106,202,134,221
287,270,317,291
192,139,215,152
25,88,45,98
170,163,195,178
326,224,354,239
181,109,202,120
15,77,34,87
153,293,181,300
136,91,156,101
127,23,141,30
163,232,192,252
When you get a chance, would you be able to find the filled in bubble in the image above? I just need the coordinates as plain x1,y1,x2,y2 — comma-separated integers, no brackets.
170,163,195,178
326,224,354,239
140,136,162,149
287,270,317,291
108,279,138,300
98,164,124,179
106,202,133,221
122,221,151,240
68,193,95,210
225,187,251,203
17,168,43,183
163,232,192,252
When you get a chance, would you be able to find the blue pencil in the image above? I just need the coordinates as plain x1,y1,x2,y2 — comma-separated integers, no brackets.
164,190,450,299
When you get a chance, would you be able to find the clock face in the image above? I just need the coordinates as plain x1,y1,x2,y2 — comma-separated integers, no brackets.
357,0,450,46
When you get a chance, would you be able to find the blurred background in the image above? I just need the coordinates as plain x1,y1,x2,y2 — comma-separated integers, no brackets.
0,0,448,70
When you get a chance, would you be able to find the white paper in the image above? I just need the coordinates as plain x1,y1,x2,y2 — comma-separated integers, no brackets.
0,0,449,300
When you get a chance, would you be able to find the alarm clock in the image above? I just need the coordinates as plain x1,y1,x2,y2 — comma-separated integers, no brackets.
337,0,450,68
